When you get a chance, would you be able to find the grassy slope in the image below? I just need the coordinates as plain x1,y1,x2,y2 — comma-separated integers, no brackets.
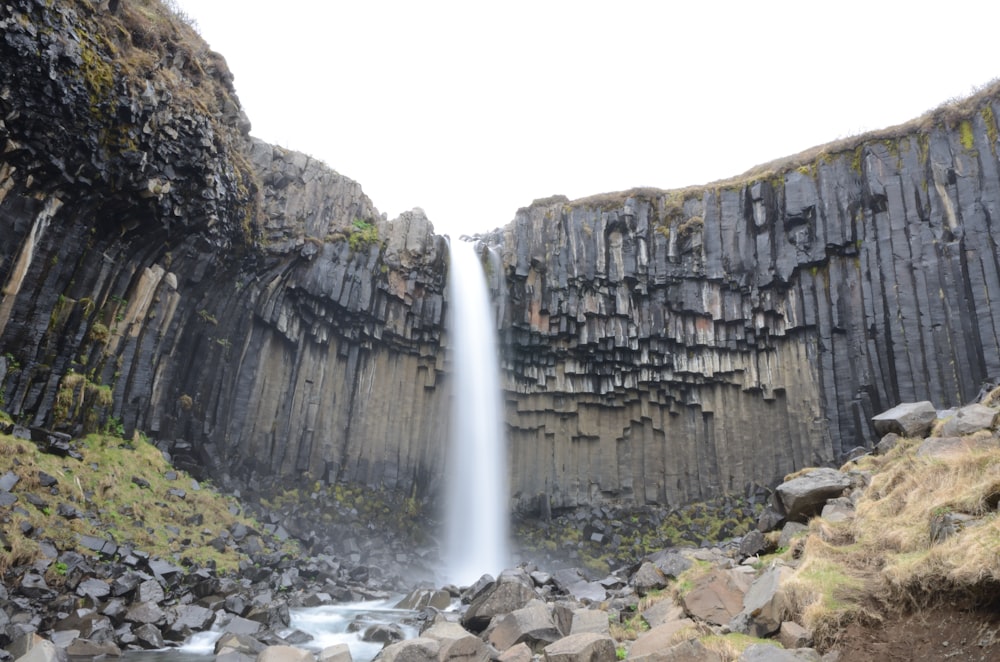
0,418,292,577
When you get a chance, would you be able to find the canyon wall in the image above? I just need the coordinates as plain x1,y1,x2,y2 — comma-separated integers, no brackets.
3,1,1000,512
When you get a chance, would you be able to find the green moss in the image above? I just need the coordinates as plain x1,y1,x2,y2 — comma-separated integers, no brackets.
960,120,975,151
850,146,864,174
348,218,380,252
982,105,998,154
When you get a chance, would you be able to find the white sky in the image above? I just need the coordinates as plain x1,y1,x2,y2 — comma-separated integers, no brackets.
173,0,1000,238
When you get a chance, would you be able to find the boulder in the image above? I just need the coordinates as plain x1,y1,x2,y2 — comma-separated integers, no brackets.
125,601,166,625
134,623,165,649
737,644,821,661
423,621,489,662
730,564,794,637
938,404,998,436
778,621,813,649
11,637,59,662
564,581,606,603
498,642,533,662
64,638,121,658
628,620,696,659
630,562,667,596
874,433,901,455
777,521,809,549
488,600,562,652
569,609,609,636
462,578,537,631
396,588,452,610
363,623,405,644
639,598,684,629
738,530,766,558
680,569,747,625
627,637,722,662
378,637,441,662
776,468,851,521
215,632,266,656
542,632,616,662
257,645,315,662
318,643,353,662
872,401,937,438
820,498,854,523
917,434,1000,459
167,604,215,639
645,550,692,579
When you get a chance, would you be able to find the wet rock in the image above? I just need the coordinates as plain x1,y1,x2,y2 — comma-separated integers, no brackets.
215,632,267,656
363,623,404,644
64,638,121,657
167,604,215,640
134,623,165,649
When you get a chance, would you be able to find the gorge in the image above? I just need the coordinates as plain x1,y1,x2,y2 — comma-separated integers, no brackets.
3,0,1000,525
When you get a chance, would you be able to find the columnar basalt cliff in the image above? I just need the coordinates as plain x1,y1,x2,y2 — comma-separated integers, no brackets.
3,1,1000,514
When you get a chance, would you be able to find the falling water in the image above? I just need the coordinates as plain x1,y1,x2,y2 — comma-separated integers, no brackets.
444,238,509,586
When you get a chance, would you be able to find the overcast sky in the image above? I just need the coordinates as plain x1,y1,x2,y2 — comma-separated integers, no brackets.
172,0,1000,238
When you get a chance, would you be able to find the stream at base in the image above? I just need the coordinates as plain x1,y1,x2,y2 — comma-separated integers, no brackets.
121,600,418,662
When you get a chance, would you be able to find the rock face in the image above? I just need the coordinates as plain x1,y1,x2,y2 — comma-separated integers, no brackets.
5,1,1000,513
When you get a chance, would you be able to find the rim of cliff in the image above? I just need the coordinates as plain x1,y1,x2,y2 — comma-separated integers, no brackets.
1,0,262,248
546,77,1000,214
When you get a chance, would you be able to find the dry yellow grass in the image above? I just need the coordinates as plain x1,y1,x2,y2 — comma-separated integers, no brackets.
780,425,1000,645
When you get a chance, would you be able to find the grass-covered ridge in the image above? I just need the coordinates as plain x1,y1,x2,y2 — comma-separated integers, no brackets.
0,425,294,576
760,427,1000,647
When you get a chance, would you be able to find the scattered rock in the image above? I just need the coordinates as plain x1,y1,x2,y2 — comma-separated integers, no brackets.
542,632,616,662
938,404,998,436
872,401,937,438
776,469,851,521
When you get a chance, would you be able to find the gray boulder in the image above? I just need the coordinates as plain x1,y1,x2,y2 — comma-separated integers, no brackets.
423,621,489,662
627,637,722,662
318,644,354,662
378,637,441,662
776,468,851,521
462,577,537,631
628,621,696,660
630,562,667,596
730,564,794,637
679,568,748,626
569,609,609,636
737,643,821,661
639,598,684,629
917,434,1000,459
10,635,59,662
488,600,561,652
939,404,998,436
64,639,120,658
872,401,937,437
542,632,616,662
497,642,532,662
257,646,315,662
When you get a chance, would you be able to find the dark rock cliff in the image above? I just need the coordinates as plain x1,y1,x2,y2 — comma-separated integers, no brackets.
3,1,1000,513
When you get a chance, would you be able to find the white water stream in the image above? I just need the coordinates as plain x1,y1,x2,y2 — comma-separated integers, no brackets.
443,239,510,586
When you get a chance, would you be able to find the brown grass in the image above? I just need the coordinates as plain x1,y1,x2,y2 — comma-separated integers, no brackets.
781,423,1000,646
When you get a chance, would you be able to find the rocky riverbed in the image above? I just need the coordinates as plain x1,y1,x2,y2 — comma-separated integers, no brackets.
5,398,1000,662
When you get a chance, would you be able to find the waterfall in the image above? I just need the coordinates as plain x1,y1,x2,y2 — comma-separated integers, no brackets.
444,238,509,586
